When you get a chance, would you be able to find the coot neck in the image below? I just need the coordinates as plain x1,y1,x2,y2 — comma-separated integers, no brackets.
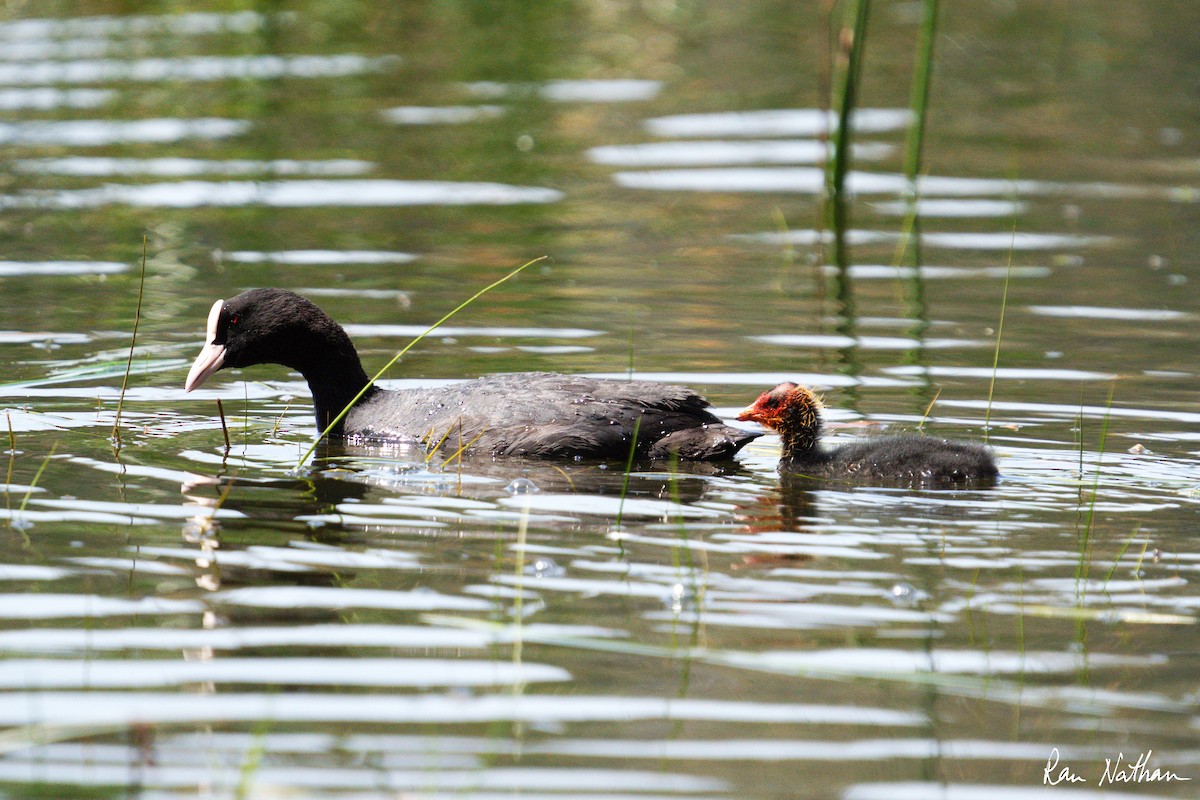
778,415,827,467
291,324,378,436
303,361,378,436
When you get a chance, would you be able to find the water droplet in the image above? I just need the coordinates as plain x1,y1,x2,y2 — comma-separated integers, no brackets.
664,583,696,613
525,557,564,578
888,582,928,606
505,477,540,495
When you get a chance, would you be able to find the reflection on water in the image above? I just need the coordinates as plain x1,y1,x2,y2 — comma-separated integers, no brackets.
0,9,269,39
0,260,126,276
643,108,914,137
0,117,247,145
588,139,894,167
224,249,415,265
0,87,113,109
14,157,376,176
464,78,663,102
1,179,565,208
1027,305,1191,321
614,165,1182,203
0,53,398,85
1,2,1198,799
737,227,1112,250
381,104,505,125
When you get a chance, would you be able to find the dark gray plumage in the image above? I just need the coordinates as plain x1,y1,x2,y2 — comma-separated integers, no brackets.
185,288,758,461
811,434,998,485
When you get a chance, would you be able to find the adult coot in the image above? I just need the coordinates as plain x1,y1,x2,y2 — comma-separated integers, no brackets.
737,382,997,487
184,288,759,460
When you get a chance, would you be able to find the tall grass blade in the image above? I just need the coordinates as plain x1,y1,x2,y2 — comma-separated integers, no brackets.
1076,383,1115,589
614,415,642,530
111,236,148,444
917,386,942,433
216,398,231,451
4,414,13,517
18,441,57,518
983,228,1015,441
1103,525,1139,587
295,256,547,468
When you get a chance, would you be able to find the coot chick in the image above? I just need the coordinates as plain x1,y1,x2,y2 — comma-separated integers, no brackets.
184,288,759,461
737,382,997,487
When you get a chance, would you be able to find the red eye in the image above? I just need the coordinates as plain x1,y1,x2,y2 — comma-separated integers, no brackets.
230,315,239,325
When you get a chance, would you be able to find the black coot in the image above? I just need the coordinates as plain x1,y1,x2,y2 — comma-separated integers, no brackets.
737,382,997,486
184,288,759,461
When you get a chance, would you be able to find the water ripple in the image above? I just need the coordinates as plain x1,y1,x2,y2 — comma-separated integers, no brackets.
0,657,568,689
0,117,248,146
0,87,113,109
0,691,923,727
0,179,564,208
0,54,398,85
14,156,375,177
644,108,913,137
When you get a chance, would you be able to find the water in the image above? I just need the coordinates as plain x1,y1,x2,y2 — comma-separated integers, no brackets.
0,3,1198,798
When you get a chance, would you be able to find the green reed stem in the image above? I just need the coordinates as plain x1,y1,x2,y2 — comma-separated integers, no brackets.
4,415,13,518
111,236,148,444
295,256,547,469
902,0,939,184
216,398,231,451
1103,524,1139,587
917,386,941,433
825,0,870,211
615,416,642,530
895,0,938,278
983,230,1015,441
1076,383,1115,589
18,441,57,516
825,0,870,203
